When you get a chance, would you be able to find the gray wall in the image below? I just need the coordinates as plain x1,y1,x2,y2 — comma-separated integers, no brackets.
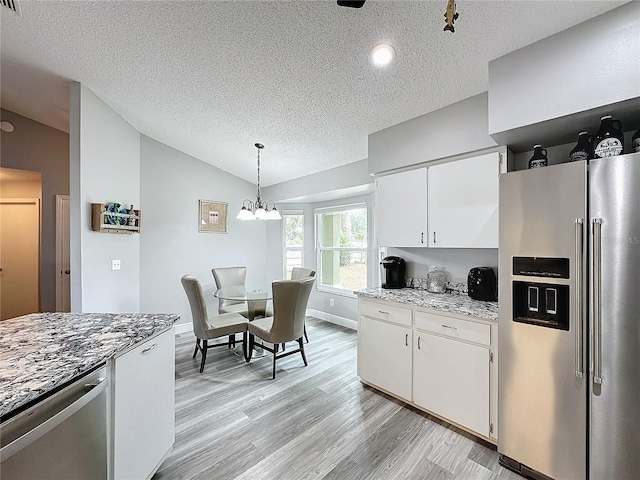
70,83,141,313
489,2,640,135
367,93,497,175
139,135,268,326
0,108,69,312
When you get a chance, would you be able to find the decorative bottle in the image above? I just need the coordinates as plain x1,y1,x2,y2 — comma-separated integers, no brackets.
632,129,640,153
128,204,136,226
569,132,593,162
593,115,624,158
528,145,548,169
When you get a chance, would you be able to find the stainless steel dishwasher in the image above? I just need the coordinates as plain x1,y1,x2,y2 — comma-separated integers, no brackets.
0,365,108,479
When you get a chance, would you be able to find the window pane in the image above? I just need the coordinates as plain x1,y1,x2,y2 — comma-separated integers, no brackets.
318,208,367,248
285,214,304,247
319,250,367,291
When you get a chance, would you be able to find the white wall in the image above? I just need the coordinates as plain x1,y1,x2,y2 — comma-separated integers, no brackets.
70,82,141,313
388,247,498,286
368,93,497,175
139,135,268,326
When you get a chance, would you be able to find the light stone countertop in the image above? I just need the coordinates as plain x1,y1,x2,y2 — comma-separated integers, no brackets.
0,312,178,419
356,287,498,321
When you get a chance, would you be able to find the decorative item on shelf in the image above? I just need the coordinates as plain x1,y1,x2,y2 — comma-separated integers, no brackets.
237,143,281,221
569,131,593,162
199,200,228,233
91,203,140,233
632,129,640,153
528,145,548,169
593,115,624,158
444,0,459,33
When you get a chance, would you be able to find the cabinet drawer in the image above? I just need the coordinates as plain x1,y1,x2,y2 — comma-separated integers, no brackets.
415,311,490,346
359,300,412,327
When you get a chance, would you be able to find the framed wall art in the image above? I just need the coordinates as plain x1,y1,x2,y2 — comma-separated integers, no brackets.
199,200,228,233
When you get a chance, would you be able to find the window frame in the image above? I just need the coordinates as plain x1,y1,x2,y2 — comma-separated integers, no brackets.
282,210,305,280
314,203,368,297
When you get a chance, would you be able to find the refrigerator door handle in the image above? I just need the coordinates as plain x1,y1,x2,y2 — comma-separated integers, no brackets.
574,218,584,378
592,217,603,385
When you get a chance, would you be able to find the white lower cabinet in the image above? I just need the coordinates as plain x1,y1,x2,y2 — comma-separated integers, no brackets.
358,315,412,401
413,331,490,437
110,328,175,480
358,297,497,442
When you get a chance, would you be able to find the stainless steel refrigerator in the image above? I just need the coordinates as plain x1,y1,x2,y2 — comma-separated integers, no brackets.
497,152,640,480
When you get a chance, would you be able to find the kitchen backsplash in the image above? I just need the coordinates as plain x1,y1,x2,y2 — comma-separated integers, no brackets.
407,277,468,295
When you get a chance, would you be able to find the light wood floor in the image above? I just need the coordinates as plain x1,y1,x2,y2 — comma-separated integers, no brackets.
154,318,522,480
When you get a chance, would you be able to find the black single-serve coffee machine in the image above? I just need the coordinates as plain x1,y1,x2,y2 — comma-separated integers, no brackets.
381,256,406,289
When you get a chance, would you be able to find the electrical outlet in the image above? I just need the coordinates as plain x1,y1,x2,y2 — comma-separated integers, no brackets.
329,298,335,307
111,259,121,271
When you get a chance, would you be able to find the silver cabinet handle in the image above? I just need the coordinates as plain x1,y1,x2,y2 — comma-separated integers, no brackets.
405,333,408,346
378,310,389,315
433,232,436,244
141,343,157,354
421,232,424,244
592,218,603,384
441,324,457,330
575,218,584,378
417,336,421,349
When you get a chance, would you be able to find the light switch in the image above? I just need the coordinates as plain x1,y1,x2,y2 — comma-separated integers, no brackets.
112,259,121,270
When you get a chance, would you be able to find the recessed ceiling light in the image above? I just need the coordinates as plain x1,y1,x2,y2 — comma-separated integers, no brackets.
370,44,396,68
0,121,15,133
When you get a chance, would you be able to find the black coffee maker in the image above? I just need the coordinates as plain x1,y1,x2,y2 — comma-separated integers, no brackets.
381,256,406,289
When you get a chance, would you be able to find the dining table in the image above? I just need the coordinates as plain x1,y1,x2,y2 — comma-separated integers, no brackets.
213,285,273,357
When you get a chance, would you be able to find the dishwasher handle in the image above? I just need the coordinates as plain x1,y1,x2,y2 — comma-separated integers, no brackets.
0,377,108,461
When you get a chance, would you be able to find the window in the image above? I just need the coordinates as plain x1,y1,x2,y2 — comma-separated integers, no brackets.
316,204,367,293
283,211,304,279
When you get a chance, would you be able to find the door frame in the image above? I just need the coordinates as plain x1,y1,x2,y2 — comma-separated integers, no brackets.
55,195,71,312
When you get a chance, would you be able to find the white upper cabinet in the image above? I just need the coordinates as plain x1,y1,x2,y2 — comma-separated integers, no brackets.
428,151,504,248
375,167,427,247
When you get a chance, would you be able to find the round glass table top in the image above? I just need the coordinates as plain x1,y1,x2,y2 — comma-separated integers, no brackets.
213,286,272,302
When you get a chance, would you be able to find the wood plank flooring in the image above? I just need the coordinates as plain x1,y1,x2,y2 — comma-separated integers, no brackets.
154,318,522,480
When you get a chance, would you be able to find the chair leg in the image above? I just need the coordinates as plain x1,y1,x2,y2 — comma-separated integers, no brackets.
272,348,277,380
199,340,208,373
193,338,200,358
245,334,254,363
242,331,247,360
298,338,308,367
304,325,309,343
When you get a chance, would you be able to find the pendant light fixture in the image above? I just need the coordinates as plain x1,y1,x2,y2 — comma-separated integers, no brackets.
237,143,281,221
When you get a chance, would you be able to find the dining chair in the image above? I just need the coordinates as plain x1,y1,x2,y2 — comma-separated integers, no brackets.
211,266,250,317
245,277,315,379
287,267,315,343
181,275,248,373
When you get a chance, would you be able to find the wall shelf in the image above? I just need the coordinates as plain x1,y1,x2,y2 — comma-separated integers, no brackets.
91,203,141,234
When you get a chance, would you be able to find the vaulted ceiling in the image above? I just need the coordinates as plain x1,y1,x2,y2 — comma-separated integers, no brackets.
0,1,626,185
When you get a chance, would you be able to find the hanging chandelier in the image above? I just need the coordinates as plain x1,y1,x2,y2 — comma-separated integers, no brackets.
237,143,281,221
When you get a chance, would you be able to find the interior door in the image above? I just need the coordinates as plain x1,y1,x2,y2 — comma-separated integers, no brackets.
0,198,40,320
56,195,71,312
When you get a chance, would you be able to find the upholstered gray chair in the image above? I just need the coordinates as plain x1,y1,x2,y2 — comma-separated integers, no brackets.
211,266,250,316
271,267,315,343
181,275,248,373
245,276,315,379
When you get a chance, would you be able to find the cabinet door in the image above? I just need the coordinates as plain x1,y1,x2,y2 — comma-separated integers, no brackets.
113,329,175,480
358,316,412,400
375,168,427,247
428,152,501,248
413,332,490,437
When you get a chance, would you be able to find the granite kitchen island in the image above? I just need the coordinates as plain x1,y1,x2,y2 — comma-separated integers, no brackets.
0,312,178,479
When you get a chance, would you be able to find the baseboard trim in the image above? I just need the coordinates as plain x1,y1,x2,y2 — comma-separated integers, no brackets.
174,322,194,335
307,309,358,331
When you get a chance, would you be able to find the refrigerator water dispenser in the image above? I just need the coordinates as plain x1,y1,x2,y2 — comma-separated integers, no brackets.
513,281,569,330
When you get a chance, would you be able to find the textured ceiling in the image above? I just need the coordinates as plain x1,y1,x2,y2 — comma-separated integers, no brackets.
0,1,627,186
